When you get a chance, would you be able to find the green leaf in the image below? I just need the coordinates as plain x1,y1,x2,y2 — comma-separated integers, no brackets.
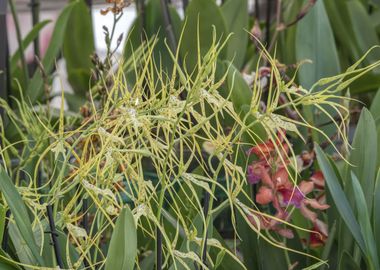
105,206,137,270
350,72,380,94
315,145,366,253
325,0,360,62
124,0,182,74
346,0,380,64
351,172,380,270
10,20,51,74
63,0,94,97
296,0,341,89
374,169,380,260
348,108,377,211
224,61,251,112
0,166,44,266
181,0,227,71
169,213,213,270
339,251,361,270
26,1,78,103
220,0,248,69
296,0,341,142
370,89,380,120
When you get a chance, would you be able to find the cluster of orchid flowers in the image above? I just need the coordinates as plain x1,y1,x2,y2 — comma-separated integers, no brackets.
246,131,329,247
100,0,131,15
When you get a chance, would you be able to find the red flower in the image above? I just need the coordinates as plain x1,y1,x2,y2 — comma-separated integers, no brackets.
246,136,329,242
309,219,328,248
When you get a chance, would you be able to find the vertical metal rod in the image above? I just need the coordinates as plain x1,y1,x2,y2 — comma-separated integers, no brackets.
182,0,188,13
1,210,10,252
255,0,260,20
9,0,29,84
159,0,178,56
200,191,210,269
46,205,65,269
136,0,146,40
0,0,9,109
85,0,92,9
265,0,272,48
156,226,162,270
30,0,40,60
82,198,90,268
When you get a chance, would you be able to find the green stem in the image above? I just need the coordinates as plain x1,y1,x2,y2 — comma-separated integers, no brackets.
8,0,29,85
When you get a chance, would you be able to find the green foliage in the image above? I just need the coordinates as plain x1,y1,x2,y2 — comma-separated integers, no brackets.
3,0,380,269
0,166,44,266
63,0,95,98
105,207,137,270
25,1,78,103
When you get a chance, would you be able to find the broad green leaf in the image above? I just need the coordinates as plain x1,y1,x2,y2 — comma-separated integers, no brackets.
181,0,227,71
210,230,245,270
10,20,51,74
325,0,360,62
350,72,380,94
0,166,44,266
124,0,182,74
225,61,251,112
374,169,380,260
351,172,380,270
63,0,94,97
348,108,377,211
347,1,380,64
220,0,248,69
26,1,78,103
370,89,380,120
296,0,341,142
315,145,366,253
281,1,303,64
169,213,213,270
339,251,361,270
105,206,137,270
296,0,341,89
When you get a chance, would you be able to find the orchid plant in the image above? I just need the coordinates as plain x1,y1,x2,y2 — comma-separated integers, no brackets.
1,0,380,270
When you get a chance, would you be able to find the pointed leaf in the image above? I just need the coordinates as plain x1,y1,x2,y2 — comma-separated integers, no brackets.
349,108,377,211
63,0,95,96
105,206,137,270
10,20,51,74
26,1,78,103
181,0,227,71
315,145,366,253
351,172,379,270
374,169,380,260
0,166,44,266
221,0,248,69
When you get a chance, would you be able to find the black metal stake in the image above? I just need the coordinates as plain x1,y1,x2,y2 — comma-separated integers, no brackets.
29,0,40,60
0,0,10,110
200,191,210,269
156,226,162,270
85,0,92,9
265,0,272,48
159,0,178,57
136,0,146,41
81,198,90,268
46,205,64,269
1,210,10,252
182,0,188,13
